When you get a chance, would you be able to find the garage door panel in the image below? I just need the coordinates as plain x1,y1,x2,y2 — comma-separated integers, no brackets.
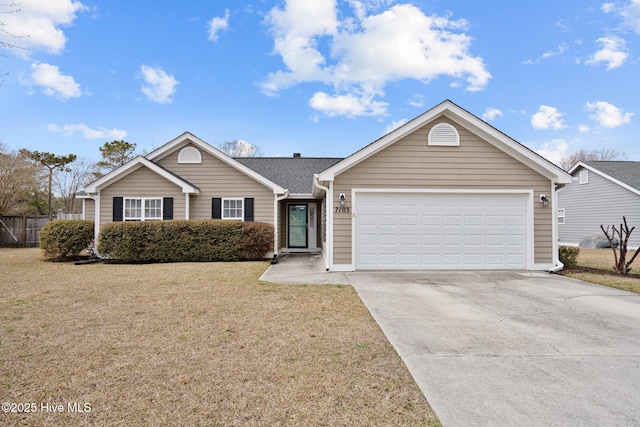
355,192,528,270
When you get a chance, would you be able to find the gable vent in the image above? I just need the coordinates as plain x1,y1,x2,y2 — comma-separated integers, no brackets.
178,146,202,164
428,123,460,146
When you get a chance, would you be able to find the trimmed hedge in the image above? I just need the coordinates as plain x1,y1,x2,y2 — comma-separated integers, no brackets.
40,220,94,259
98,220,274,263
559,245,580,269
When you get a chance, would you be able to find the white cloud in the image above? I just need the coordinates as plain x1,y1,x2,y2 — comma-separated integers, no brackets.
578,124,591,133
29,62,81,99
383,118,408,135
48,123,127,140
531,105,567,130
541,43,568,59
1,0,86,57
586,36,628,70
585,101,633,128
620,0,640,33
207,9,230,42
408,93,425,108
602,3,616,14
262,1,490,117
140,65,179,104
309,91,388,117
535,139,569,166
482,107,503,122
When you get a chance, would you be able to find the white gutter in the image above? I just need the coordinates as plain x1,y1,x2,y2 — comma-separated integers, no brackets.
313,175,331,271
273,190,289,262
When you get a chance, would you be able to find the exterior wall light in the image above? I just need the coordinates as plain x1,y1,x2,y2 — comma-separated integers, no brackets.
339,193,346,206
540,194,549,207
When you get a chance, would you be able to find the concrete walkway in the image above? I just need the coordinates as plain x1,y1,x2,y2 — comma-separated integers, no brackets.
259,253,350,285
259,255,640,426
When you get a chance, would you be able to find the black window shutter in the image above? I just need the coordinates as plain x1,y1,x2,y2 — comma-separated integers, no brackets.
113,197,124,222
244,198,254,222
163,197,173,220
212,198,222,219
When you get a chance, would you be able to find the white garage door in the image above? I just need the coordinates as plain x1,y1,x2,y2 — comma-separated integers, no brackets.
355,192,528,270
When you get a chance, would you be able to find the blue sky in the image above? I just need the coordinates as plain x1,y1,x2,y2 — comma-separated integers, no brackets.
1,0,639,165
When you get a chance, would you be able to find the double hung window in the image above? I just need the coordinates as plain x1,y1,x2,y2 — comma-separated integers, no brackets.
222,198,243,220
124,198,162,221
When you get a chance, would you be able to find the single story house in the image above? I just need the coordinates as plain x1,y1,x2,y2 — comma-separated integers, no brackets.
558,161,640,248
80,100,572,271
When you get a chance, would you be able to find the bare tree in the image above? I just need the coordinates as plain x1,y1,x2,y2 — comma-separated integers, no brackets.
0,2,28,51
600,217,640,275
54,157,94,213
560,148,628,171
0,143,39,215
217,140,263,157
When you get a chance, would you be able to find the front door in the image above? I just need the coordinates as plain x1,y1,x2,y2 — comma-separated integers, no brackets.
288,204,308,248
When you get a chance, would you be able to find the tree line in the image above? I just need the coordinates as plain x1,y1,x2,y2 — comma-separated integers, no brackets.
0,139,260,217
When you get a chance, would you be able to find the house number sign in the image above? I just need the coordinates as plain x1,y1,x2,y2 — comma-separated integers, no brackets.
334,206,350,213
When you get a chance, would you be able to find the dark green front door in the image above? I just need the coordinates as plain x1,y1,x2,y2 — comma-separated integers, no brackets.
288,204,308,248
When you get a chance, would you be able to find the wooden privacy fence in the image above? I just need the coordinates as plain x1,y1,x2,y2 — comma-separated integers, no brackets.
0,216,50,247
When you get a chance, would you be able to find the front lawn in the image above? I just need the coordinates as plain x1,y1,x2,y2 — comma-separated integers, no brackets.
0,248,439,426
561,247,640,294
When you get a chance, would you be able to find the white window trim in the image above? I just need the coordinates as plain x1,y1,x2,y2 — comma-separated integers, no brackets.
222,198,244,220
557,208,565,225
579,170,589,184
124,197,163,221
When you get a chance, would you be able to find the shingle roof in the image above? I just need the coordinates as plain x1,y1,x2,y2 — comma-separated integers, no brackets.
583,161,640,191
234,157,343,194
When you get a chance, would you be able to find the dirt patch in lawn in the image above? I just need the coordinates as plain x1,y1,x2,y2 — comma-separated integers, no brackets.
0,248,439,426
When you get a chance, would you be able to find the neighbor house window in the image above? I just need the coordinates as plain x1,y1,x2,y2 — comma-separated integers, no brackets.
124,198,162,221
557,208,565,225
223,198,243,220
579,170,589,184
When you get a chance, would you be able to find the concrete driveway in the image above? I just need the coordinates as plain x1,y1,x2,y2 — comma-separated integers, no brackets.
348,270,640,427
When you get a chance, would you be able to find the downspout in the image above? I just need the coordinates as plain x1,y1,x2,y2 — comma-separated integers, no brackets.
90,192,102,258
313,175,331,271
549,180,564,273
272,190,289,264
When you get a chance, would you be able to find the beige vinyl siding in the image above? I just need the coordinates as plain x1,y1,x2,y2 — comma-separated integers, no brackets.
83,199,95,221
100,166,186,227
332,118,554,265
156,143,274,223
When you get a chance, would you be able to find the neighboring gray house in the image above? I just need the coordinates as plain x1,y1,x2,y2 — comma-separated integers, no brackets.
558,161,640,248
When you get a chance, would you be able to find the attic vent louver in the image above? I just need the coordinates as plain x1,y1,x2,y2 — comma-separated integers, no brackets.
428,123,460,146
178,146,202,163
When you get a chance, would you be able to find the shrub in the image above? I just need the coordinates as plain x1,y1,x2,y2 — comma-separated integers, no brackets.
98,220,273,263
559,245,580,269
40,220,94,259
241,222,274,260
